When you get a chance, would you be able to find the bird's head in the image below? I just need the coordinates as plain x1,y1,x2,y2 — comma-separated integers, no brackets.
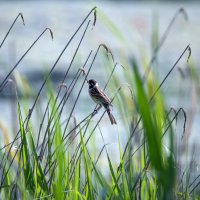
88,79,97,88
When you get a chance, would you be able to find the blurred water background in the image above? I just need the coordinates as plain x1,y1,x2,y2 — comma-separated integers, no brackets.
0,0,200,166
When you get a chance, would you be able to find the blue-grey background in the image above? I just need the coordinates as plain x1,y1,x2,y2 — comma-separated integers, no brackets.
0,1,199,167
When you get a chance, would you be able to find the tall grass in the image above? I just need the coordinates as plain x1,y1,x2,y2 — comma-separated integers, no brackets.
0,6,199,200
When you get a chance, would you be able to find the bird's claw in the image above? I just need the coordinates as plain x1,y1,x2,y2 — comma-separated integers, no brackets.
92,109,98,116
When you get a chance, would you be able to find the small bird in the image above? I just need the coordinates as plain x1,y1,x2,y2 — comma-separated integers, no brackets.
88,79,117,125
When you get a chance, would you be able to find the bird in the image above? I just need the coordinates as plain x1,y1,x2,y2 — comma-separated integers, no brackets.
88,79,117,125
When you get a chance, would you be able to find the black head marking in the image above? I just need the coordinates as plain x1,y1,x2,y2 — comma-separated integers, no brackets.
88,79,97,88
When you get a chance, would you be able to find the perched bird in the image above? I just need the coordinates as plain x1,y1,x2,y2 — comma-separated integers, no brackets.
88,79,117,125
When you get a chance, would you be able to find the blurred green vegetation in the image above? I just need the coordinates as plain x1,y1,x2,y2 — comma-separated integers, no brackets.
0,6,199,200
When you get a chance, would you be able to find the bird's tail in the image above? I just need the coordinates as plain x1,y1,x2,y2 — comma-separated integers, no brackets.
107,109,117,125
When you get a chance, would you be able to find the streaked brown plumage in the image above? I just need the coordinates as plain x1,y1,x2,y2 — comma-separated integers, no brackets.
88,79,117,125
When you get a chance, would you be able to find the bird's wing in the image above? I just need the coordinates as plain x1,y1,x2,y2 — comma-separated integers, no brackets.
90,86,112,105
